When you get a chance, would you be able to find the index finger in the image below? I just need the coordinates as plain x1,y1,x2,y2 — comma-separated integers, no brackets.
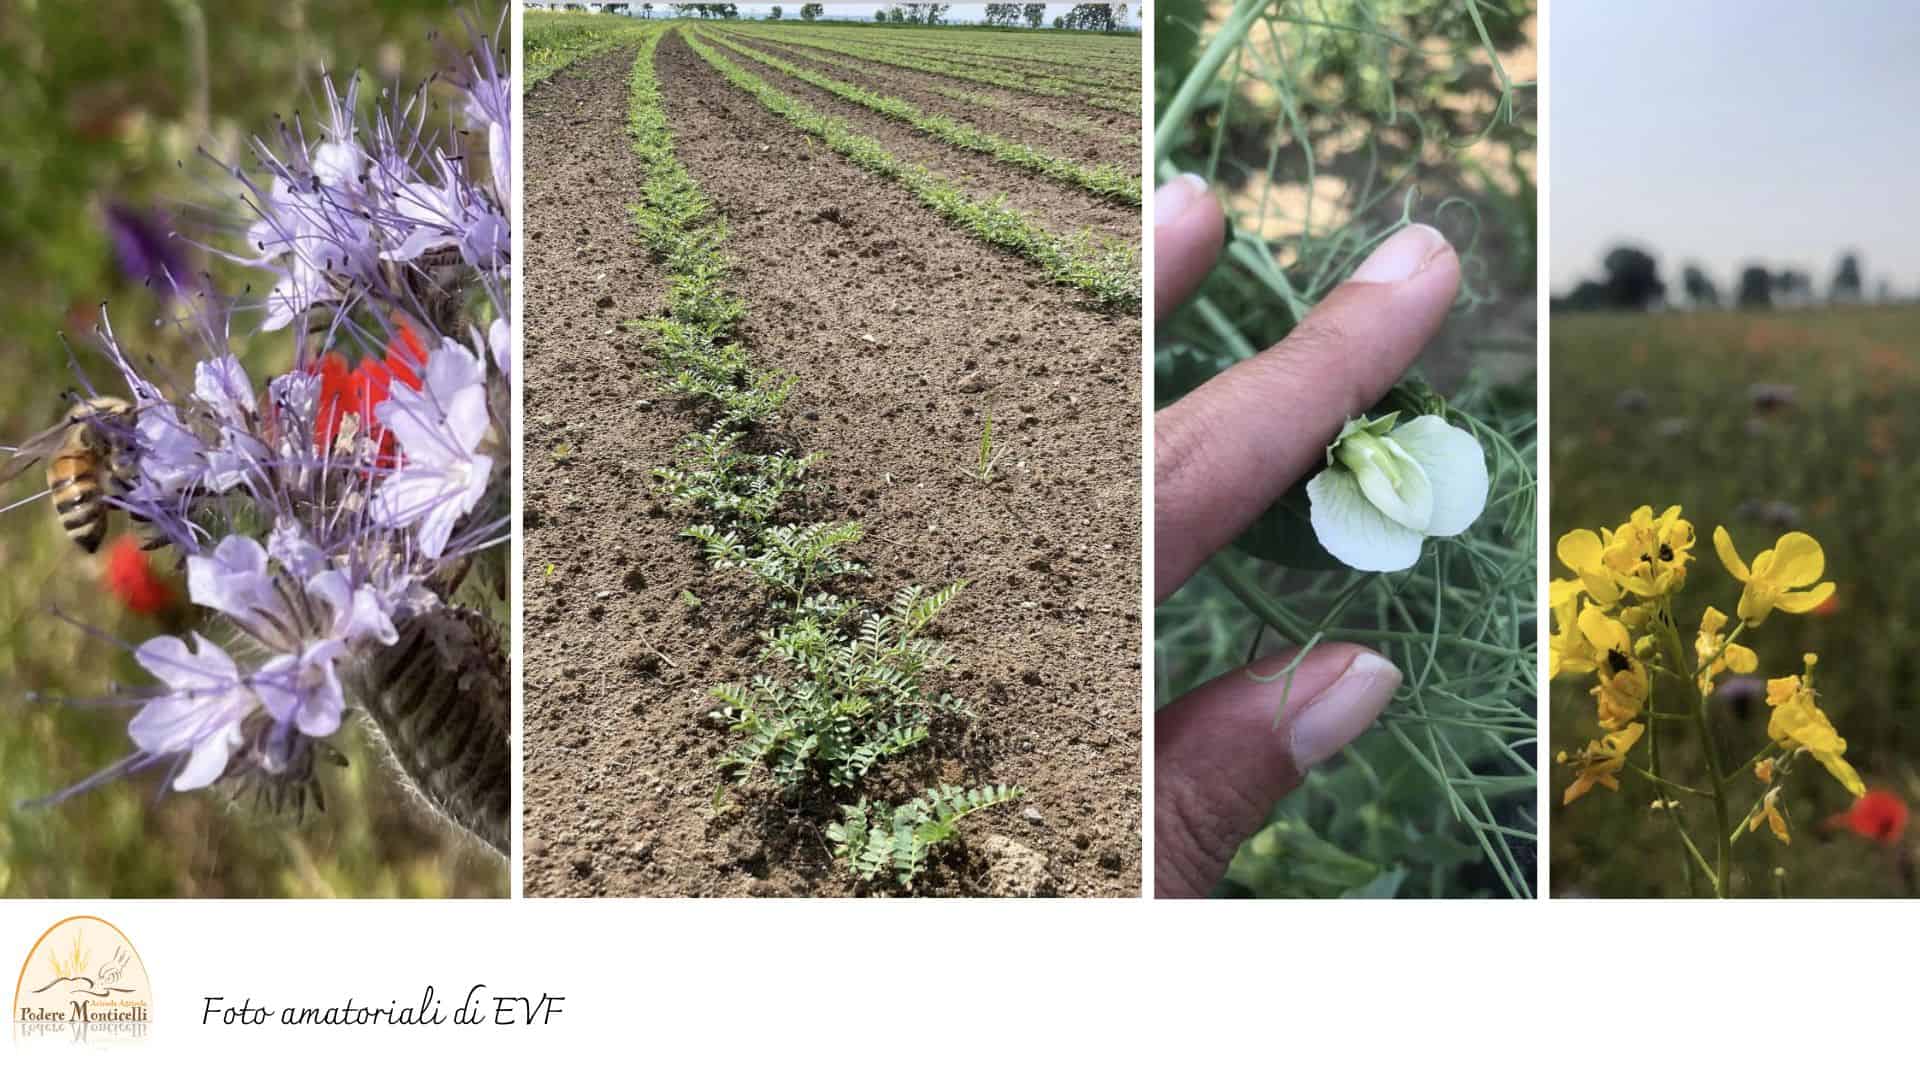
1153,224,1460,600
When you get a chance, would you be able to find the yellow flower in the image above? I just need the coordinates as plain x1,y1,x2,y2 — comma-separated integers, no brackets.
1693,605,1758,693
1580,606,1647,730
1602,505,1695,598
1548,579,1600,679
1556,529,1622,607
1765,654,1865,797
1558,723,1645,805
1754,759,1774,784
1712,527,1836,626
1746,787,1790,844
1617,602,1658,631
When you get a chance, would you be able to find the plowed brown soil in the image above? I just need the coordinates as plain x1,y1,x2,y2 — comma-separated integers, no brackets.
699,32,1135,245
523,33,1142,898
729,34,1137,159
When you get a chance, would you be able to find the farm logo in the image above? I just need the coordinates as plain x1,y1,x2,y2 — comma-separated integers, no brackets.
13,916,151,1045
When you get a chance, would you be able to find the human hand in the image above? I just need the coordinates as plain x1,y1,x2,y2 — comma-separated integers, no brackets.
1152,174,1461,898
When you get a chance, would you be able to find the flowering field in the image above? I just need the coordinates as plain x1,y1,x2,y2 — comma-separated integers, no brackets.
1550,306,1920,897
521,16,1141,896
0,2,509,898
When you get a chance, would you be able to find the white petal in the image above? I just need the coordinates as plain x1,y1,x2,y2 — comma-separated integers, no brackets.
128,695,201,754
371,469,452,525
443,384,491,454
1390,416,1489,537
1308,468,1426,572
172,725,242,791
1344,436,1433,532
416,498,462,558
424,341,484,406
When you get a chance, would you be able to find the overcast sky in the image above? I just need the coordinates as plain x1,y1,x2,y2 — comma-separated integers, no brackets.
1552,2,1920,296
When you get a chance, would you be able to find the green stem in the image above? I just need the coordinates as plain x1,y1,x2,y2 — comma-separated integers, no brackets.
1656,609,1732,896
1644,706,1702,897
1152,0,1267,165
1722,743,1776,788
1627,764,1709,800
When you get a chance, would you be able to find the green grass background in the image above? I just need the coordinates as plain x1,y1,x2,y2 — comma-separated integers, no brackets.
1550,306,1920,898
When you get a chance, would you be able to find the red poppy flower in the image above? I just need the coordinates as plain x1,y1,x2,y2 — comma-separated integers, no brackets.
1827,789,1909,845
312,326,425,462
102,535,177,617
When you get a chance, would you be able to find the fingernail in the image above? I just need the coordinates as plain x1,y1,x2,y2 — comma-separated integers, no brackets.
1154,173,1208,228
1289,652,1402,770
1348,223,1450,284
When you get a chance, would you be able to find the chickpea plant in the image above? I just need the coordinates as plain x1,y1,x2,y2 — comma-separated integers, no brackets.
1552,507,1850,897
624,28,1022,891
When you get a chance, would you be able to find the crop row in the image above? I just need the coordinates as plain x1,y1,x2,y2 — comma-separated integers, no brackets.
782,26,1140,74
854,38,1133,96
686,29,1138,307
748,26,1134,106
525,13,648,86
733,25,1135,113
706,31,1138,206
794,24,1140,62
883,37,1140,81
624,25,1025,889
725,34,1115,142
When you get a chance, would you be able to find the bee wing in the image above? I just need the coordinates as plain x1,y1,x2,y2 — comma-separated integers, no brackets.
0,419,78,486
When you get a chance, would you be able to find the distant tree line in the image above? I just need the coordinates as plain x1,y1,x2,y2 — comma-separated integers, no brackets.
871,3,951,23
1555,245,1891,312
982,3,1049,28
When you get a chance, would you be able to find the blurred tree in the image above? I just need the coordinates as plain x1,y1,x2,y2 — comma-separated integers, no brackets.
1830,251,1863,304
1737,265,1773,309
1772,268,1812,306
1555,280,1607,311
1682,263,1720,308
984,3,1020,27
1601,246,1664,310
1064,4,1118,30
767,5,781,18
1024,3,1046,29
801,3,823,19
875,8,887,20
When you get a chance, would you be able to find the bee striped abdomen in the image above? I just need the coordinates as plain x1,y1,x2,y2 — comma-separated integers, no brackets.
47,452,106,553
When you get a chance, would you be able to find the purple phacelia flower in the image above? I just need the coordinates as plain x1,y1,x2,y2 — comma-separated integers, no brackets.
14,9,512,855
103,202,192,297
371,340,493,557
126,633,258,792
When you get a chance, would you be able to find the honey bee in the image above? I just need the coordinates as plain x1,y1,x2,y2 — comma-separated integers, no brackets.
0,396,153,554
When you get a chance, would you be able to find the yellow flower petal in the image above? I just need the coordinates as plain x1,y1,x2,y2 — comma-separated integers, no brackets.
1773,581,1837,613
1700,605,1728,636
1766,532,1826,587
1557,529,1621,606
1816,751,1867,799
1765,676,1800,707
1713,526,1751,582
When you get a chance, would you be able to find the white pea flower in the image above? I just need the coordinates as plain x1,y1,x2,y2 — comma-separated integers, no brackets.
1306,413,1489,572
